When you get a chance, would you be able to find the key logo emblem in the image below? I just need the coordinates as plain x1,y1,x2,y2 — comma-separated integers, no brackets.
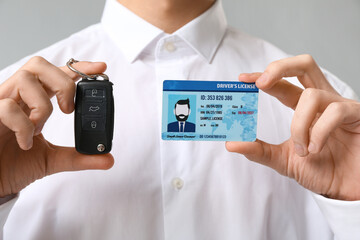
91,89,97,97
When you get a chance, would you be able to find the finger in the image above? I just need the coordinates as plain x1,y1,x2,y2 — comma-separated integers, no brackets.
291,89,344,156
20,56,76,113
47,144,114,175
0,99,34,150
308,101,360,154
59,61,107,81
256,54,336,93
225,140,288,176
0,70,53,135
265,79,303,110
239,72,303,110
238,72,262,83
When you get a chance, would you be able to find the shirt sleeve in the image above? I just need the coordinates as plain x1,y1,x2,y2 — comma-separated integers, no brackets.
0,196,18,240
312,193,360,240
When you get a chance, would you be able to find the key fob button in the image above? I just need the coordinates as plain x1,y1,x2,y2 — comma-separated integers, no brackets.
82,117,106,131
82,102,106,116
85,89,105,98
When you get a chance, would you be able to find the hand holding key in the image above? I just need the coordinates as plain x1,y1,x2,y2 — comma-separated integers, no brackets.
0,56,114,197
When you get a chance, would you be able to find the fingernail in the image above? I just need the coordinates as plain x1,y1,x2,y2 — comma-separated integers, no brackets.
257,72,269,84
308,142,317,153
294,143,305,156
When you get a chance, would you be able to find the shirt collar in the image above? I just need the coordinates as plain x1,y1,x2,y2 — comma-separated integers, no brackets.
173,0,227,63
101,0,227,63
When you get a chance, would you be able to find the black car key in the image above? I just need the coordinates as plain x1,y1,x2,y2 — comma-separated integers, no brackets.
67,59,114,154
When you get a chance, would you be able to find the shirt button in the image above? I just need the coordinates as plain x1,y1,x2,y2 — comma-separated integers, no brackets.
172,178,184,190
164,42,176,52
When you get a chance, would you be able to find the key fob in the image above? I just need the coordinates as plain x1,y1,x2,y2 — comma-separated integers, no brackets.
74,78,114,154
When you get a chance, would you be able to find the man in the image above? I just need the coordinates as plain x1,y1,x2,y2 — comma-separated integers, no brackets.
0,0,359,239
167,99,196,132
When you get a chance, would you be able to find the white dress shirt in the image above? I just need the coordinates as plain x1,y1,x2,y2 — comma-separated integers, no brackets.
0,0,359,239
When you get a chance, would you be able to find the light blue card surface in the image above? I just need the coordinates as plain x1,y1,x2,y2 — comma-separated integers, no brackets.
162,80,259,141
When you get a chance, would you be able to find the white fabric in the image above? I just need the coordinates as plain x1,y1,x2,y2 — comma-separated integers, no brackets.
0,197,17,239
312,193,360,240
0,0,359,239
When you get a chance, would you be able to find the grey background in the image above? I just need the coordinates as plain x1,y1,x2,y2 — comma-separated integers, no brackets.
0,0,359,94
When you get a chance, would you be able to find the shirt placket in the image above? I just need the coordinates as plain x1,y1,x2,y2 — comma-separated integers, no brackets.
155,35,193,240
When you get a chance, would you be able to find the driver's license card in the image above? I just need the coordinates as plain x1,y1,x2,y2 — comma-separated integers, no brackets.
161,80,259,141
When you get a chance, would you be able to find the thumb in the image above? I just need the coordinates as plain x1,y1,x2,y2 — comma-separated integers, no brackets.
47,144,114,175
238,72,262,83
225,139,289,176
59,61,108,81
